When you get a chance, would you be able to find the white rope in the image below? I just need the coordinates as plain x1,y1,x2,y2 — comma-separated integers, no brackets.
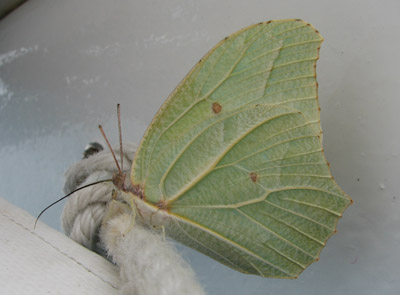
61,143,205,295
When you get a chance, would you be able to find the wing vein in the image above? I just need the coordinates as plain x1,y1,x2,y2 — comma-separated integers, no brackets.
236,208,317,259
263,199,334,230
171,219,243,269
167,112,298,202
170,212,297,277
215,135,318,169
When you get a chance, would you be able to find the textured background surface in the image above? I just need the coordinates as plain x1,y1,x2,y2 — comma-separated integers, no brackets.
0,0,399,294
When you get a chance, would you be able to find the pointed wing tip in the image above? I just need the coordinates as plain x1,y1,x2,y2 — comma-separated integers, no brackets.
256,19,324,41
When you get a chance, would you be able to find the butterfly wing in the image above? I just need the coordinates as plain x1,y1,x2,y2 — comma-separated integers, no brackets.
131,19,351,278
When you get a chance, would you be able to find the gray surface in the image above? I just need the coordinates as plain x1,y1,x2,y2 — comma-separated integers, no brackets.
0,0,27,20
0,0,399,294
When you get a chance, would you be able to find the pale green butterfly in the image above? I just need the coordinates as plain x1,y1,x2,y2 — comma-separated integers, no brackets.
113,19,352,279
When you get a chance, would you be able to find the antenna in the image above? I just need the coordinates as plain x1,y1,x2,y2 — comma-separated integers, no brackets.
99,104,124,176
98,124,122,174
36,104,125,228
34,179,112,228
98,104,126,191
98,103,125,175
117,104,124,172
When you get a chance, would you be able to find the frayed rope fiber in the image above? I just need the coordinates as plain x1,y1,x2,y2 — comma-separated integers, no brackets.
62,143,205,295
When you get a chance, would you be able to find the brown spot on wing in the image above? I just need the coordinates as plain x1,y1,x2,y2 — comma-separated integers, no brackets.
212,102,222,114
250,172,258,183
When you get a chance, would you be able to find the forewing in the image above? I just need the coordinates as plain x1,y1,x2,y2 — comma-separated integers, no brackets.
131,19,351,278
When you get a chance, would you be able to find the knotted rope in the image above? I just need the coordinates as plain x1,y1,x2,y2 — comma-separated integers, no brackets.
61,143,205,295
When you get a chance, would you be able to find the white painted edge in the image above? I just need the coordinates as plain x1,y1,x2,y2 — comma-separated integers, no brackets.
0,197,119,294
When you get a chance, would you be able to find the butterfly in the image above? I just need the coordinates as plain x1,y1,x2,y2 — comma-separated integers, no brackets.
65,19,353,279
